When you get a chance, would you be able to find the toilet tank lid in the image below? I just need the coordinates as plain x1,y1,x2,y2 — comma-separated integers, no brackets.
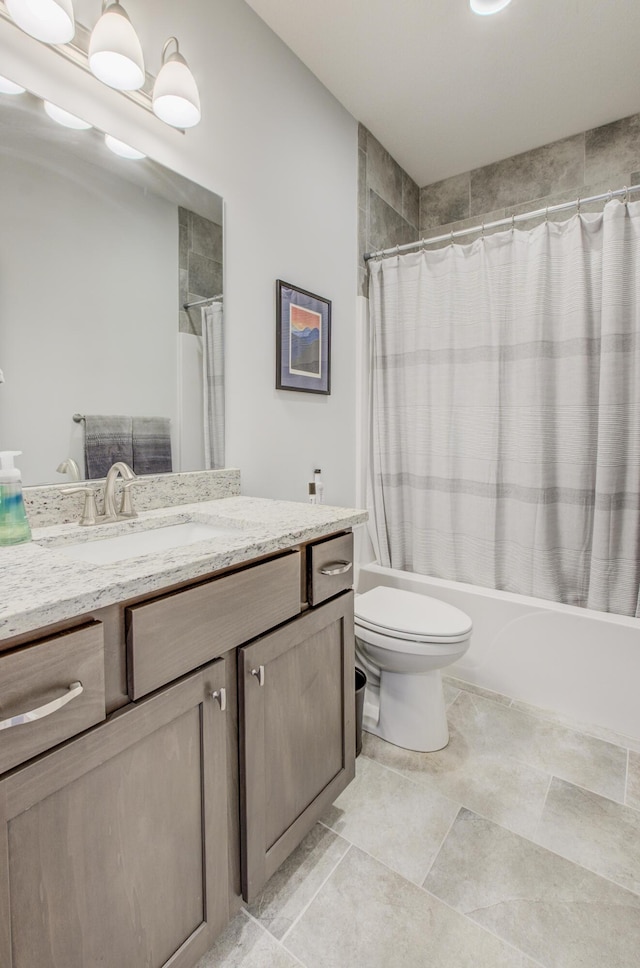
354,586,472,638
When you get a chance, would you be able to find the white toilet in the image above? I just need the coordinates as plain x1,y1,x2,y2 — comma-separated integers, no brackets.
354,586,472,753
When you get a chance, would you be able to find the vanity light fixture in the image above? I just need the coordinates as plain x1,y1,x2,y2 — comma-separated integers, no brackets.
470,0,512,14
88,0,144,91
152,37,201,129
5,0,75,44
0,74,26,95
104,133,146,160
44,100,92,129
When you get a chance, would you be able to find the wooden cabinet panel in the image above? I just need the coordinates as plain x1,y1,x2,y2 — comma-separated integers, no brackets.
126,551,301,700
239,592,355,902
0,662,228,968
307,532,354,606
0,622,105,775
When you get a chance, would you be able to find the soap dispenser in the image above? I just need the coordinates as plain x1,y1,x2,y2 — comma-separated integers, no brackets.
0,451,32,546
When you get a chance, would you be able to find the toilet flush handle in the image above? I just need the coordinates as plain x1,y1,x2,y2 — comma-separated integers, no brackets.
320,560,352,577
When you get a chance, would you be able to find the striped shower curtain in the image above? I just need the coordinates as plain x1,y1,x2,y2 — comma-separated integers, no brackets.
368,200,640,617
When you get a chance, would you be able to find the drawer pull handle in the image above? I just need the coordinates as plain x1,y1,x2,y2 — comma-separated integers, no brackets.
320,560,353,577
0,681,83,731
251,666,265,687
212,688,227,712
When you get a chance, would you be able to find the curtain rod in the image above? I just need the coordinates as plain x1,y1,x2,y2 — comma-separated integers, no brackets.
364,184,640,262
183,293,223,310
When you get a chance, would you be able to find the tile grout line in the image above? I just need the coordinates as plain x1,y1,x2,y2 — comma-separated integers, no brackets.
276,836,353,946
240,909,307,968
531,773,554,841
420,804,462,884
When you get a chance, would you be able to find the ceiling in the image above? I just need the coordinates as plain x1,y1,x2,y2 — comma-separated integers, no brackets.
244,0,640,187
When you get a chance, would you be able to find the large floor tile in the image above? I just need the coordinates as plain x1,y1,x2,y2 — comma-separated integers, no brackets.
321,755,459,884
448,690,627,801
510,698,640,754
284,845,537,968
535,776,640,894
246,823,349,941
425,808,640,968
628,751,640,810
362,726,551,839
195,911,300,968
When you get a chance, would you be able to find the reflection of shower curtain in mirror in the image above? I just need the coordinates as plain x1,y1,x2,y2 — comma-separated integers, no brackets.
202,303,225,469
368,200,640,617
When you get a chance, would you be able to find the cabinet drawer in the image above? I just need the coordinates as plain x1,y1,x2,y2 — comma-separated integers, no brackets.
307,532,354,606
0,622,105,775
127,551,301,700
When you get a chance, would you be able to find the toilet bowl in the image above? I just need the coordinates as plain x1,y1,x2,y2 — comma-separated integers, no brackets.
354,586,472,753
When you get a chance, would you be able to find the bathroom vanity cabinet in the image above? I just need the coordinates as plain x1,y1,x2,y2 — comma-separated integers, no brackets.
0,529,355,968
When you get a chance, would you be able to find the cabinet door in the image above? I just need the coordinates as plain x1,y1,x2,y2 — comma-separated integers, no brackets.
239,591,355,902
0,662,229,968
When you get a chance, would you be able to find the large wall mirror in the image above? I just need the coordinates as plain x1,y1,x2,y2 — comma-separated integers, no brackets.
0,83,224,486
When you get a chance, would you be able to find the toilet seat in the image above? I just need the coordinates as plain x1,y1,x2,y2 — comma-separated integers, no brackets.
355,586,472,645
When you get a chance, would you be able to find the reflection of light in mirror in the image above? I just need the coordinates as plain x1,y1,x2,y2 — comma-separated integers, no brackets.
88,1,145,91
6,0,75,44
44,101,92,130
0,75,26,95
104,134,146,160
470,0,512,14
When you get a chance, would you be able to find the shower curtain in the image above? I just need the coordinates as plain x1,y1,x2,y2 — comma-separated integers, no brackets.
202,302,225,469
368,200,640,617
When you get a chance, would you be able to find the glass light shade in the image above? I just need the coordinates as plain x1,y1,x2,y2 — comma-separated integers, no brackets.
470,0,512,13
152,44,201,128
44,100,92,129
89,2,145,91
104,134,146,160
0,75,26,95
5,0,75,43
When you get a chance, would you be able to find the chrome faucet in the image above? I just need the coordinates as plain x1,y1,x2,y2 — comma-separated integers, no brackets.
63,461,140,526
103,461,137,520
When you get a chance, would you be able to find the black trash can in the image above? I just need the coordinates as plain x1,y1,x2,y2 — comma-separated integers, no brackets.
355,668,367,757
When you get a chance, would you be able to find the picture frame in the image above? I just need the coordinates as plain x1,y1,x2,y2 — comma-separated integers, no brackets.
276,280,331,394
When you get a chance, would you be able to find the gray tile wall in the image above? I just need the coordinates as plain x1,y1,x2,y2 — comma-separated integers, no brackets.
358,123,419,296
178,207,223,336
418,113,640,247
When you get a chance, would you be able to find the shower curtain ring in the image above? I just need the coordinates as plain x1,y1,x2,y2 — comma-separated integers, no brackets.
450,229,454,244
576,196,581,215
481,221,485,238
623,186,629,204
545,206,549,222
607,189,613,204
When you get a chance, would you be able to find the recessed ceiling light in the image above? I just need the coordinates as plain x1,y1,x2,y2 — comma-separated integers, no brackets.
5,0,75,44
104,134,146,160
44,101,92,130
470,0,513,14
0,75,26,95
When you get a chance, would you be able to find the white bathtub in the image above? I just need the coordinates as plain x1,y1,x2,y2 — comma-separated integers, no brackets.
357,562,640,743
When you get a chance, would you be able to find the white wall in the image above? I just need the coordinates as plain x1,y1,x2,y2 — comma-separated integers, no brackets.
0,0,359,506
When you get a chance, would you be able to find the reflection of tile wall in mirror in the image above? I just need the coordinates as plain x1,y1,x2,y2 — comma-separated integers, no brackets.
0,87,224,486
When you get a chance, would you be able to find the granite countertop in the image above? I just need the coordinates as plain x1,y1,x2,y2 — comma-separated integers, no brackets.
0,497,367,640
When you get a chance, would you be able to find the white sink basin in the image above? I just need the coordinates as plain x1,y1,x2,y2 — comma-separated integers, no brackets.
54,521,240,565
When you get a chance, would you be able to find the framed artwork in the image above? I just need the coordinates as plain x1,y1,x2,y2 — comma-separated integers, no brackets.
276,280,331,394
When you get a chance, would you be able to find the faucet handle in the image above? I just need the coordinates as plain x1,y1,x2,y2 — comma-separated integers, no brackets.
119,479,142,518
61,486,99,526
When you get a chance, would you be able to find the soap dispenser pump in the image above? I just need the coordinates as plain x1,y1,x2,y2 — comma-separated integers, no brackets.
0,451,32,546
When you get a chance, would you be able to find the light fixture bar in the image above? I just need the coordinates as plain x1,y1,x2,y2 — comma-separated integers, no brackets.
0,3,183,126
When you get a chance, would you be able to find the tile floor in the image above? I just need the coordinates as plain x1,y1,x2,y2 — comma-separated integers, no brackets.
197,678,640,968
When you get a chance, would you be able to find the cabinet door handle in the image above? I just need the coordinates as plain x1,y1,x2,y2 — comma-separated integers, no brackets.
212,688,227,712
250,666,265,687
0,681,83,730
319,560,353,577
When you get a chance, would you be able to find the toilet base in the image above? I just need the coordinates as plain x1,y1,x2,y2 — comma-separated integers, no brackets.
366,668,449,753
